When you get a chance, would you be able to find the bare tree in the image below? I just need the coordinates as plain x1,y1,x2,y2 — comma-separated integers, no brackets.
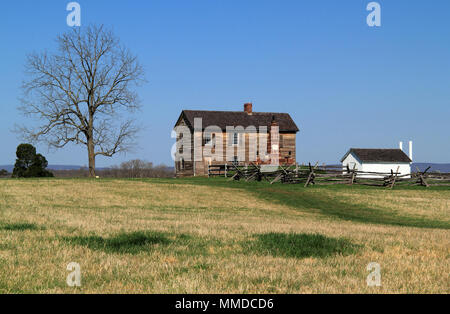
17,25,145,177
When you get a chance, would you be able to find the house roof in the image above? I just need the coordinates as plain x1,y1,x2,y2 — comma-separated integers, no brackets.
176,110,299,133
341,148,412,163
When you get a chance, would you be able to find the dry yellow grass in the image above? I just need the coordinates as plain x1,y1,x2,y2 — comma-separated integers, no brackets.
0,178,448,293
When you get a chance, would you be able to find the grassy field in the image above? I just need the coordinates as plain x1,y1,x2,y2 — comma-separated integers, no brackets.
0,177,448,293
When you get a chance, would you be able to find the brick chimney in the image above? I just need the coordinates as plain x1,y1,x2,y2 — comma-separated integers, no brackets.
271,115,277,127
269,115,280,165
244,103,253,115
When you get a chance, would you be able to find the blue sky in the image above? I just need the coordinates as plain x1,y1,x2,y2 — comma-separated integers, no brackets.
1,0,449,166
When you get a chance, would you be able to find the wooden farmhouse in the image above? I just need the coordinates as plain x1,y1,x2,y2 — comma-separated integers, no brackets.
174,103,299,177
341,144,413,178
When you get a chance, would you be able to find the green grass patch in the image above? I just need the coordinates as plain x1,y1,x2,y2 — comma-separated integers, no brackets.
63,231,171,254
245,233,360,259
0,223,42,231
62,231,220,256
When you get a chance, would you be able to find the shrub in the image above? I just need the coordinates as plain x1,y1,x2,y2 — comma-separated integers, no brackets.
12,144,54,178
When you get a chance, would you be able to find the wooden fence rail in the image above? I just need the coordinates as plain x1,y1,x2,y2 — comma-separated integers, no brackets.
208,163,450,188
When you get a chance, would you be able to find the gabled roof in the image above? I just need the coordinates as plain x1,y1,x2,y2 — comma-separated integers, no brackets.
175,110,299,133
341,148,412,163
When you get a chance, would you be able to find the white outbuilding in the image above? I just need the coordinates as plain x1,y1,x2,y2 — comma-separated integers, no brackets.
341,142,413,178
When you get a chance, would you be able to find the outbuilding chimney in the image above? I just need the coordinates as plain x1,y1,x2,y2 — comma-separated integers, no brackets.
244,103,253,115
409,141,413,161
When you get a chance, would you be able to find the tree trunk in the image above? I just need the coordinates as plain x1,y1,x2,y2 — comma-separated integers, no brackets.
88,138,96,178
87,110,96,178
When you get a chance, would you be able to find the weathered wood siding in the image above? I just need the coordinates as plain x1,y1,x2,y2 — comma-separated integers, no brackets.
279,133,296,164
174,117,195,177
175,121,297,177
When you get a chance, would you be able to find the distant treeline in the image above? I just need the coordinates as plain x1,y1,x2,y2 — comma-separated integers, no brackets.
0,169,9,177
52,160,174,178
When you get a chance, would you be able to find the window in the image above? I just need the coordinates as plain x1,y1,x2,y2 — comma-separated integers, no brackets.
233,156,239,165
203,133,212,146
180,158,185,170
279,135,284,148
233,133,239,145
228,132,240,146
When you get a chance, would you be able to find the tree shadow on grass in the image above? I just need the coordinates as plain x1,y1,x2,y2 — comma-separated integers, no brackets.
244,233,360,259
63,231,172,254
162,178,450,229
244,185,450,230
0,223,43,231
